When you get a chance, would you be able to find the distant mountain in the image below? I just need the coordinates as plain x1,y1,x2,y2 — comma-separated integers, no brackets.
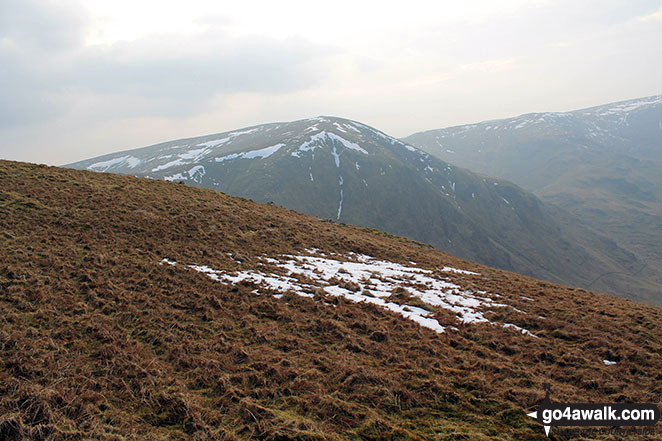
2,160,661,439
67,116,650,301
404,96,662,303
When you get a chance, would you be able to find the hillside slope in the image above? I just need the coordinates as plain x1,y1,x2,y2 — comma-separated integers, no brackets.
1,160,661,440
66,117,650,301
403,96,662,303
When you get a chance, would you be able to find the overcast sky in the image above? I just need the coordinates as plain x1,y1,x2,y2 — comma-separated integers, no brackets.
1,0,661,165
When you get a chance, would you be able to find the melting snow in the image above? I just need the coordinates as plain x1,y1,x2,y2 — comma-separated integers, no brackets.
336,175,344,219
215,144,284,162
331,145,341,167
188,165,206,183
603,360,617,366
164,173,186,182
589,96,662,117
88,155,141,172
153,159,186,172
351,121,399,145
178,147,208,161
337,188,344,219
152,148,211,172
295,132,327,156
195,128,260,148
503,323,538,338
293,131,368,158
189,165,205,176
161,251,538,336
441,266,479,275
327,132,368,154
333,122,348,133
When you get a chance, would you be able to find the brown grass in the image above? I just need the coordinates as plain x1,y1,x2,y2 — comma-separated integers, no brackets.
0,160,661,440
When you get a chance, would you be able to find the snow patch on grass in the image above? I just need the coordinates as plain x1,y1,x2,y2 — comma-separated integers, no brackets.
502,323,538,338
162,251,537,336
441,266,479,275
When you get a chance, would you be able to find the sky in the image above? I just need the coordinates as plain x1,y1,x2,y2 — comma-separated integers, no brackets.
1,0,661,165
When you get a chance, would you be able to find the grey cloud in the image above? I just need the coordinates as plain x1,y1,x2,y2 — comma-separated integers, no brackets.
0,0,87,51
0,1,333,127
419,0,662,65
0,49,69,128
72,35,326,109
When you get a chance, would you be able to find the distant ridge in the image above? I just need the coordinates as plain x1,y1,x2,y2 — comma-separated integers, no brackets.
404,95,662,304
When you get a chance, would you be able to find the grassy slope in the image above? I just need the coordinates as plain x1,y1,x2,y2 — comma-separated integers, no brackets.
1,160,661,440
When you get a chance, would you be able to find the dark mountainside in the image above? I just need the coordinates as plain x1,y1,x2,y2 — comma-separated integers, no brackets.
66,117,649,302
1,160,661,440
404,95,662,304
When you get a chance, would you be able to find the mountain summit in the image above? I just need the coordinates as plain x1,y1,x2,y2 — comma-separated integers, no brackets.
68,116,645,299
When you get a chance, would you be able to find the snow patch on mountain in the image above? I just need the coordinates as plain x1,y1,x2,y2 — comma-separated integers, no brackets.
337,175,344,219
327,132,368,154
586,96,662,117
351,121,399,145
189,165,205,177
164,173,186,182
215,144,284,162
152,159,185,172
292,131,368,160
333,122,347,133
331,145,340,167
195,128,261,148
88,155,141,172
293,132,328,157
151,147,211,172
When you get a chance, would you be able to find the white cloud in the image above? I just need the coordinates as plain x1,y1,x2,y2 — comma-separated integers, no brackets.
633,6,662,22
